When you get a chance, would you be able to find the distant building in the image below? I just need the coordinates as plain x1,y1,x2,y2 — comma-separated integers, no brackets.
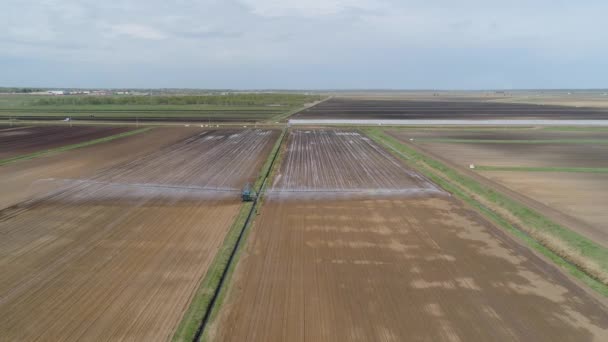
91,90,111,96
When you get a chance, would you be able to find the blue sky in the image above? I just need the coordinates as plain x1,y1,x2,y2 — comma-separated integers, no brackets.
1,0,607,89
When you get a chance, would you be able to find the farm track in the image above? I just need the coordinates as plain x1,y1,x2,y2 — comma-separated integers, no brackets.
0,129,278,341
211,128,608,341
0,125,133,160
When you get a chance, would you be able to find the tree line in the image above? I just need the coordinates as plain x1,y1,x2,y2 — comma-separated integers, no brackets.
30,94,321,106
0,87,45,93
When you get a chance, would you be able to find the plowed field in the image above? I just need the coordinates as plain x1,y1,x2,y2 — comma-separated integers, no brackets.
271,129,440,195
0,125,133,160
481,171,608,243
0,127,197,210
387,129,608,168
293,97,608,120
211,128,608,342
212,197,608,341
0,129,278,341
387,129,608,246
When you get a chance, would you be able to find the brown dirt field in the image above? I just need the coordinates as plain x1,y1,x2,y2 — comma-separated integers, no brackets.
0,125,134,160
387,130,608,169
211,197,608,341
294,97,608,120
211,128,608,341
387,130,608,247
0,127,198,210
491,94,608,109
480,171,608,244
410,142,608,168
390,129,608,141
0,129,278,341
271,129,440,195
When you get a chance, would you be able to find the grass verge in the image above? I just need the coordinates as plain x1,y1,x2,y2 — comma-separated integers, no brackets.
267,97,330,122
172,129,287,342
171,201,253,342
198,129,288,342
364,127,608,297
542,126,608,132
475,165,608,174
0,127,152,166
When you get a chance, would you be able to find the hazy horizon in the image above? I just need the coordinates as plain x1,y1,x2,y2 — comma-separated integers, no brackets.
3,87,608,92
2,1,607,89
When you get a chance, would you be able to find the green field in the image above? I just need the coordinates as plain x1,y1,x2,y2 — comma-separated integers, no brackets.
0,94,321,122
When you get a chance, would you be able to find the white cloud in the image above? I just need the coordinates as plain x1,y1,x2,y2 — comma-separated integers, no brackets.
239,0,381,17
1,0,607,88
109,24,167,40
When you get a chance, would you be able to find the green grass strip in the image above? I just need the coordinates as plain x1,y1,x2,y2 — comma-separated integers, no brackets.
266,105,306,122
475,165,608,173
172,201,254,342
267,96,330,122
253,129,287,192
364,127,608,297
0,127,152,166
172,129,286,342
414,138,608,144
542,126,608,132
198,130,288,342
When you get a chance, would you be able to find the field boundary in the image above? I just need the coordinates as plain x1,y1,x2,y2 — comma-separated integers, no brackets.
172,128,287,342
267,96,330,122
0,127,152,166
364,128,608,297
198,129,289,342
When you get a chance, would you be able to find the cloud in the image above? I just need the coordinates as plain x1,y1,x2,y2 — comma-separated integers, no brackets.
239,0,381,17
0,0,607,88
170,27,242,40
109,24,167,40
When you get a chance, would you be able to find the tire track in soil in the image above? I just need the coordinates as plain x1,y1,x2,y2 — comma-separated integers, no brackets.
210,128,608,342
270,129,442,197
0,129,278,341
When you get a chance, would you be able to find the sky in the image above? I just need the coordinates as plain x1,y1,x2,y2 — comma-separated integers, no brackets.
1,0,607,89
